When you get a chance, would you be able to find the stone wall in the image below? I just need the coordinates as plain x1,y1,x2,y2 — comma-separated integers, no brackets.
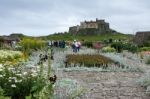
80,21,98,29
134,31,150,45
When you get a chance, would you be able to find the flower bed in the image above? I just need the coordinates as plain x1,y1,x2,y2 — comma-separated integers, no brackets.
65,54,114,68
0,49,54,99
0,64,39,99
0,50,23,64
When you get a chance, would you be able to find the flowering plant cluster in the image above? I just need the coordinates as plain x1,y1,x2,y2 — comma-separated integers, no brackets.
0,50,23,64
0,60,54,99
0,63,40,99
92,42,103,49
66,54,113,68
101,46,116,53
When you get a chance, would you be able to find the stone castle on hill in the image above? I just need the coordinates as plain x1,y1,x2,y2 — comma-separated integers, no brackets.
69,18,115,35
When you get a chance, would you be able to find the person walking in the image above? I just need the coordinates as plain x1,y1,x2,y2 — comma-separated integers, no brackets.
72,40,77,52
77,41,81,52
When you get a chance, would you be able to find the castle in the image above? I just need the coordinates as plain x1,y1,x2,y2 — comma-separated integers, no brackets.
69,18,113,35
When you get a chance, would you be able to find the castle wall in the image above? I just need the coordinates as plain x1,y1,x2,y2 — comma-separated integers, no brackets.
80,22,98,29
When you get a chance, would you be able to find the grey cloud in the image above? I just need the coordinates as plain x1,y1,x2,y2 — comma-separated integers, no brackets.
0,0,150,36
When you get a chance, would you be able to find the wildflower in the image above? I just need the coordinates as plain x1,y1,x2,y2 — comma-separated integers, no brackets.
11,84,16,88
9,77,17,82
8,77,12,79
31,69,37,73
16,74,22,76
12,77,17,80
8,68,15,71
31,73,37,77
23,72,27,75
17,80,22,83
0,64,3,69
0,75,3,77
0,68,3,71
15,79,21,83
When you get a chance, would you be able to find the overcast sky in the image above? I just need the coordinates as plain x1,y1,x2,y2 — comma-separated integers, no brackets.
0,0,150,36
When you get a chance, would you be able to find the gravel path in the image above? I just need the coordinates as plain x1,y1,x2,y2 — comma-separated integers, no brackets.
56,71,149,99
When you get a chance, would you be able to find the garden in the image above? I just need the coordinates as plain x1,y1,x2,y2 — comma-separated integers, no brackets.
0,37,150,99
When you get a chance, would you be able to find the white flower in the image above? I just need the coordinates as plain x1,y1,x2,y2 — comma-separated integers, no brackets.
23,72,27,75
8,77,12,79
0,68,3,71
15,79,22,83
16,74,22,76
31,73,38,77
8,68,15,71
17,80,22,83
12,77,17,80
11,84,16,88
0,64,3,68
0,75,3,77
9,77,17,81
0,50,23,64
31,69,37,73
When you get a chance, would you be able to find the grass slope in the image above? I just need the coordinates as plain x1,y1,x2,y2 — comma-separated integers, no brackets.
45,33,133,41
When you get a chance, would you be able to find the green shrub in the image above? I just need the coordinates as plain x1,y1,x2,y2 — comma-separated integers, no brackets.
111,42,123,53
122,43,138,53
19,38,47,55
82,41,93,48
0,87,4,96
102,46,116,52
140,47,150,51
19,38,46,50
111,42,138,53
143,41,150,47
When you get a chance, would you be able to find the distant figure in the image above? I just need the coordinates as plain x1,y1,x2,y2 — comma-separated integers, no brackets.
62,40,66,48
74,40,79,52
48,40,53,48
58,41,62,48
77,41,81,52
72,40,77,52
54,41,58,47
